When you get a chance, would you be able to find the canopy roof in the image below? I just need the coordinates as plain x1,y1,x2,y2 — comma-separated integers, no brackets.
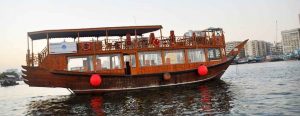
28,25,163,40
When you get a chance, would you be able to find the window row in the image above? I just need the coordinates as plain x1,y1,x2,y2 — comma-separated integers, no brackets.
67,48,221,71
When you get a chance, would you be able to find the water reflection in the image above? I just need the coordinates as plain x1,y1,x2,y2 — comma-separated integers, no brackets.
26,80,233,115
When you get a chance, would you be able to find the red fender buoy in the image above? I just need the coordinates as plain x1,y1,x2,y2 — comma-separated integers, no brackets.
90,74,102,87
198,65,208,76
163,72,171,81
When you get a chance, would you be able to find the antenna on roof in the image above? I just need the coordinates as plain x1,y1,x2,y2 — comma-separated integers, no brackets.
275,20,278,44
133,16,137,25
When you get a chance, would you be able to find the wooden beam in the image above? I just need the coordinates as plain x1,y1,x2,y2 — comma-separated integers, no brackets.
46,33,49,53
105,30,108,44
92,39,96,72
134,29,137,40
161,50,165,64
77,32,80,43
31,39,34,67
134,52,140,74
160,29,163,40
134,29,138,49
120,54,124,70
204,48,209,63
27,35,30,52
27,35,30,66
184,49,188,63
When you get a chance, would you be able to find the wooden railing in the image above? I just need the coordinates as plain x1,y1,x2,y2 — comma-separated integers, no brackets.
38,47,48,63
26,47,48,67
77,36,226,52
26,53,39,66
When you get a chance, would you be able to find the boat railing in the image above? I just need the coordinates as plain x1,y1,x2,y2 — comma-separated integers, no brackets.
26,46,48,67
39,46,48,62
26,53,39,67
88,36,225,51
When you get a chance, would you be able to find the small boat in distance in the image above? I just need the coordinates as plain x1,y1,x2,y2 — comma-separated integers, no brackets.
22,25,247,94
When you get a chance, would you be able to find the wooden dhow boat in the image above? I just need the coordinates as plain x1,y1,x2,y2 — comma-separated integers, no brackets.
22,25,247,94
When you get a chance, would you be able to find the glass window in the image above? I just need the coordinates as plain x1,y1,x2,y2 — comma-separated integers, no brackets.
208,48,221,60
124,54,136,67
188,49,206,63
96,54,121,70
139,51,162,66
164,50,184,64
68,56,94,72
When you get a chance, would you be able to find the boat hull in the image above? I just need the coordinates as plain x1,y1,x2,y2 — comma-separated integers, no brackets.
22,57,233,94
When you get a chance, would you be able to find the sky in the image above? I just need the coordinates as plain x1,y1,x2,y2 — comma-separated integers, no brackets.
0,0,299,72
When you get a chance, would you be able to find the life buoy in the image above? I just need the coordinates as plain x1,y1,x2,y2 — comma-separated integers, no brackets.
153,39,160,46
82,42,91,51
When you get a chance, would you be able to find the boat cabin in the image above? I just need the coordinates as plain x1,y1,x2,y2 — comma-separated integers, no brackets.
26,25,226,75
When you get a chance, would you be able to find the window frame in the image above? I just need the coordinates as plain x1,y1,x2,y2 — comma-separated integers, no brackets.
187,48,206,63
208,48,221,60
67,56,94,72
96,54,121,70
164,49,185,64
138,51,163,67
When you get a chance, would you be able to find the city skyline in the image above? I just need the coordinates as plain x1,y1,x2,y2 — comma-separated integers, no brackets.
0,0,300,72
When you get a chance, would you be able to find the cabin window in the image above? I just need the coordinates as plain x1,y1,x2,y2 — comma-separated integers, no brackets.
67,56,94,72
124,54,136,67
188,49,206,62
139,51,162,66
164,50,184,64
208,48,221,60
96,54,121,70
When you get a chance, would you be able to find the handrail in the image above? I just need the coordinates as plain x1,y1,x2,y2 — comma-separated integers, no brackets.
77,36,225,51
38,46,49,65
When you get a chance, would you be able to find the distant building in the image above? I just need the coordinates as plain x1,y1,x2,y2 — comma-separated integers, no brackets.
266,42,273,55
281,28,300,54
225,41,245,58
270,42,283,55
244,40,270,58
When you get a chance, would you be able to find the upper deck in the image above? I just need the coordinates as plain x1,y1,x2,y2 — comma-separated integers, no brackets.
28,25,163,40
27,25,225,52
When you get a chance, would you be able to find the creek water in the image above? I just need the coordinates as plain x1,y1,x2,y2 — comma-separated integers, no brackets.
0,61,300,115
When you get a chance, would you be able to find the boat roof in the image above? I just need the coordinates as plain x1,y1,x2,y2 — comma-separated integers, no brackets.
28,25,163,40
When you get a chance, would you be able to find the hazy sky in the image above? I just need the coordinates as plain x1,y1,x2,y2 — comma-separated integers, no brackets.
0,0,299,72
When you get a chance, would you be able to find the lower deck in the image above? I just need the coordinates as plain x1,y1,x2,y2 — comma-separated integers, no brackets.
34,46,226,75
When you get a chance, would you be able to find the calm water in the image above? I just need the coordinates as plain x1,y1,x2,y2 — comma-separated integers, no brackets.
1,61,300,115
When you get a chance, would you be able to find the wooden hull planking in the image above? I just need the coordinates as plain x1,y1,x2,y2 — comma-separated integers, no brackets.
22,57,233,94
